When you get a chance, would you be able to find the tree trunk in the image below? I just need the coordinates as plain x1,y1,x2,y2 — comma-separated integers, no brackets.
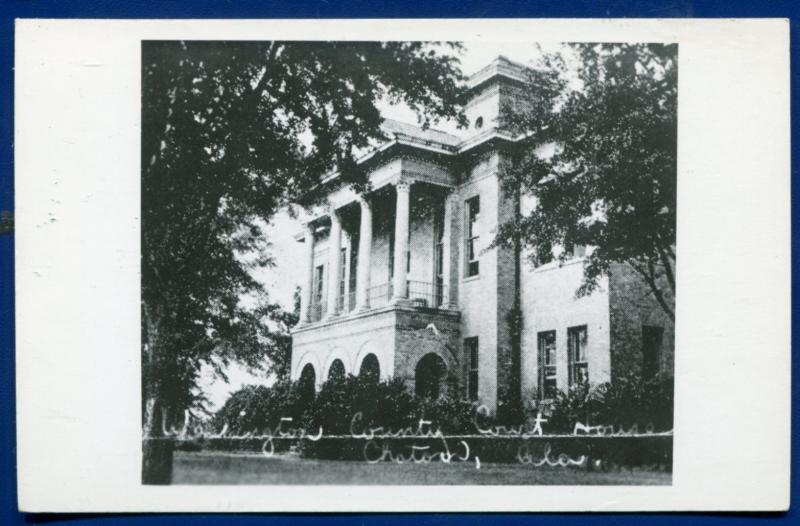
142,395,174,484
141,304,174,484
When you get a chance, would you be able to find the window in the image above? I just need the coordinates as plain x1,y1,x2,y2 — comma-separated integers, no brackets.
312,264,325,320
642,326,664,378
433,204,445,306
313,265,325,304
567,325,588,386
464,337,479,401
565,243,587,259
474,116,484,129
465,196,480,277
338,248,347,310
537,331,557,399
536,247,554,267
348,239,358,311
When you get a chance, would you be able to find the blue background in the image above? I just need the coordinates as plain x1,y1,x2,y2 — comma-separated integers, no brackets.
0,1,796,524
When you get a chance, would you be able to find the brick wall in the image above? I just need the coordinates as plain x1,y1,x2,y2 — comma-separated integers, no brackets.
608,262,675,381
394,309,462,395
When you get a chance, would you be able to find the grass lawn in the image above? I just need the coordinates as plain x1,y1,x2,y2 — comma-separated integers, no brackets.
172,451,671,485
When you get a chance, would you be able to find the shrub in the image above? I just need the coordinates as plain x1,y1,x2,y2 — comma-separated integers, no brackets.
212,380,311,435
412,393,480,434
543,373,674,433
301,375,417,435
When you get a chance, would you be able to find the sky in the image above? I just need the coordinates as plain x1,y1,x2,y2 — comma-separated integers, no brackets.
198,41,560,411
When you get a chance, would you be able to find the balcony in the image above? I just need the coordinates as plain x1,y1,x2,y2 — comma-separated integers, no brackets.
309,280,449,323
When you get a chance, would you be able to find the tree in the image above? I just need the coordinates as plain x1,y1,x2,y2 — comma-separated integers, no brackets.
141,41,466,482
497,44,677,321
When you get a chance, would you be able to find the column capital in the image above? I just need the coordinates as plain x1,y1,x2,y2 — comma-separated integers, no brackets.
327,201,341,217
357,195,371,210
392,175,412,192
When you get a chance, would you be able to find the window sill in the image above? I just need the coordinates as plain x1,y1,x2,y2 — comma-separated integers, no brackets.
532,256,587,273
462,274,481,284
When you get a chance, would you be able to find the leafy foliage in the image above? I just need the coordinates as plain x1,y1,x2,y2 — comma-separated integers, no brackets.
543,373,674,433
211,382,309,435
214,375,483,437
496,43,677,320
141,41,467,431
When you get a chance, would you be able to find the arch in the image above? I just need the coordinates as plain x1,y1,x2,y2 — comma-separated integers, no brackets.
355,339,389,380
359,353,380,383
327,359,346,382
293,351,322,384
415,352,448,399
322,346,352,380
298,362,317,405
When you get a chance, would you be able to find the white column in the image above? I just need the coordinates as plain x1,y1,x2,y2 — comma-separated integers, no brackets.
355,197,372,311
300,223,315,324
441,192,453,308
325,209,342,319
392,180,411,302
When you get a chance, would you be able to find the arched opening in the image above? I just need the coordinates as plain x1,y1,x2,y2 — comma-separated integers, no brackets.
298,363,316,406
327,359,346,382
359,353,380,383
415,353,447,400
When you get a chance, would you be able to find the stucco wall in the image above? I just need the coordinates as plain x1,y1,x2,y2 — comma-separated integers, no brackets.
519,257,612,404
292,308,399,387
453,151,501,412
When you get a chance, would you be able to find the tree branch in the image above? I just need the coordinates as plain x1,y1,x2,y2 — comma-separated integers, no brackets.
657,245,676,296
629,259,675,322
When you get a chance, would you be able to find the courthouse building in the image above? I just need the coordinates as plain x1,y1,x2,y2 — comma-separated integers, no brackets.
290,56,675,413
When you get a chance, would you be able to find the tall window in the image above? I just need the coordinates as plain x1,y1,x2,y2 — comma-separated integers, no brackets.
642,326,664,378
565,243,587,259
537,331,557,399
313,264,325,305
433,204,445,306
567,325,588,386
338,248,347,311
465,196,480,277
348,238,358,311
312,264,325,320
464,337,479,401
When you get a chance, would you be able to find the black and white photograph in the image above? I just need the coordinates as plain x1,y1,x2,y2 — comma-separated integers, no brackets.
140,39,677,485
13,18,789,512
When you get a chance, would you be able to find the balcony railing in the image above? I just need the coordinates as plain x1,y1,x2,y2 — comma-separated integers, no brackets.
407,279,446,309
367,282,394,309
367,280,447,309
309,298,327,323
309,280,448,324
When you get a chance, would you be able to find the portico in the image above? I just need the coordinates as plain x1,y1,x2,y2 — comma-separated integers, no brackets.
298,175,456,326
292,165,462,394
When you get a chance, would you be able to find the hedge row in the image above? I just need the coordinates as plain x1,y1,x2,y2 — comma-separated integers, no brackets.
175,434,672,470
